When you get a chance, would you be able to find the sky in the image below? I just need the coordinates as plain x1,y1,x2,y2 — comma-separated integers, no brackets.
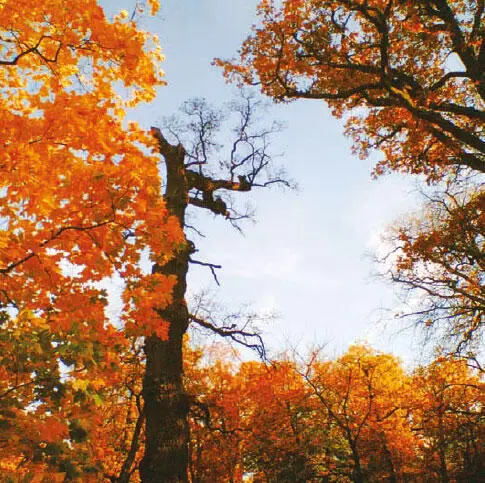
103,0,427,364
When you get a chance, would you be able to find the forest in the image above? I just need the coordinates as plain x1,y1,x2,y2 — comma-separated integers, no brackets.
0,0,483,481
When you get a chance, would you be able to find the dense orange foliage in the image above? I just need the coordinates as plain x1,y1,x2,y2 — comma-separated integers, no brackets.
0,0,182,478
219,0,485,179
186,344,484,483
3,329,483,481
1,1,483,480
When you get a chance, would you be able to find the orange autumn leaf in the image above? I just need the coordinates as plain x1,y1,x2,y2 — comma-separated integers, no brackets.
219,0,485,179
0,0,182,478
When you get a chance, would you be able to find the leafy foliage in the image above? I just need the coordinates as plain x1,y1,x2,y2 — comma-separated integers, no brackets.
219,0,485,179
0,0,182,477
185,344,484,483
382,181,484,358
1,1,484,481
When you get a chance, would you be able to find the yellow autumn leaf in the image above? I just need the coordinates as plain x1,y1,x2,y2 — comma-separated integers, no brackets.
71,379,90,392
0,232,9,249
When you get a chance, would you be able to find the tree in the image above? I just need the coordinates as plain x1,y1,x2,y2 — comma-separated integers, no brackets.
218,0,485,370
185,347,321,482
185,343,246,483
95,337,482,482
301,344,419,482
218,0,485,179
140,94,289,482
410,357,485,482
0,0,182,478
381,180,484,360
237,360,317,482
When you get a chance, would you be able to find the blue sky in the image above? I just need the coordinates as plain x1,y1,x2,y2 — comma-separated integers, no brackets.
104,0,426,364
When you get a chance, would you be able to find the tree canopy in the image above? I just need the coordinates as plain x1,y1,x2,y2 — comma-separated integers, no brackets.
381,181,484,358
219,0,485,179
0,0,483,480
0,0,182,478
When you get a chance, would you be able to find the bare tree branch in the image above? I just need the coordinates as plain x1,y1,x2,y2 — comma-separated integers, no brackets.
189,259,222,286
189,313,266,360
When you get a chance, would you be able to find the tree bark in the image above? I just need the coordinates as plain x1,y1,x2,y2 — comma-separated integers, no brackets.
350,441,365,483
434,412,450,483
139,140,191,482
139,97,279,479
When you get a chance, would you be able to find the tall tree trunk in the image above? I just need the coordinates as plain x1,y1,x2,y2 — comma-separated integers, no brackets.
378,432,397,483
139,93,281,479
139,141,191,482
350,441,365,483
437,415,449,483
